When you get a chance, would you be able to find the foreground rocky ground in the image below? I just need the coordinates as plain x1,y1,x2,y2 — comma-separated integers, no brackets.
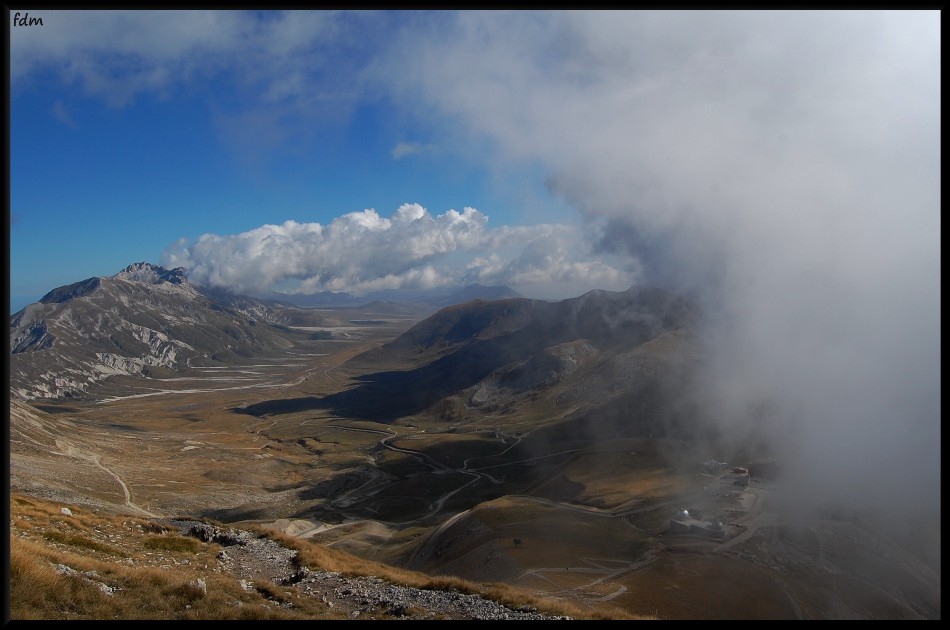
10,492,585,620
169,520,571,620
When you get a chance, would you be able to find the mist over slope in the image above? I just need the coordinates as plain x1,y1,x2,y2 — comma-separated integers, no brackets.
380,10,940,534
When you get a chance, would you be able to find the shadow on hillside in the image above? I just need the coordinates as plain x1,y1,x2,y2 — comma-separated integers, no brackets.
232,289,696,423
232,334,543,422
32,404,81,414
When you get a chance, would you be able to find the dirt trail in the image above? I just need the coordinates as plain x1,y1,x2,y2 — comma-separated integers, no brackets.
55,438,160,518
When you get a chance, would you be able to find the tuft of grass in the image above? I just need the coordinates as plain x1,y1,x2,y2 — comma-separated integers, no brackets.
253,579,287,602
142,535,203,554
42,530,123,556
140,522,171,534
161,579,208,604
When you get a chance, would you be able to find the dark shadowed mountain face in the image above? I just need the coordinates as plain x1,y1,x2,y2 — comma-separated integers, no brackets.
354,286,694,364
237,286,701,429
38,277,103,304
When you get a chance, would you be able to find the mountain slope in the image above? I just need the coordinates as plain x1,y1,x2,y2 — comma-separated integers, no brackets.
9,263,311,400
237,286,699,424
357,286,694,364
9,490,592,620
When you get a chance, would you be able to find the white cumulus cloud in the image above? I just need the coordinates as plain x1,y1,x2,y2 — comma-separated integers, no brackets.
162,203,637,298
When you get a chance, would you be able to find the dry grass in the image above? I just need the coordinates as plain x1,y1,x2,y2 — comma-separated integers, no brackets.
9,491,632,620
10,538,327,621
10,300,941,621
8,492,341,620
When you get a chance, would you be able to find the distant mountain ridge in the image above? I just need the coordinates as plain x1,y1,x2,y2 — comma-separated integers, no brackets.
255,283,523,309
421,283,523,308
9,263,529,401
362,286,696,364
239,285,700,431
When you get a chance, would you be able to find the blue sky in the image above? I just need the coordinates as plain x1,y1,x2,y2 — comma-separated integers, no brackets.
9,10,939,316
10,76,555,306
9,10,590,312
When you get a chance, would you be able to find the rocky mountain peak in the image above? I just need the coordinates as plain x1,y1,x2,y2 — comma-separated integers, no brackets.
113,262,188,285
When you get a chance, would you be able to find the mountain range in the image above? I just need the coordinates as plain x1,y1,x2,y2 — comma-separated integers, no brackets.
8,263,524,401
251,282,523,309
236,285,701,431
8,261,940,620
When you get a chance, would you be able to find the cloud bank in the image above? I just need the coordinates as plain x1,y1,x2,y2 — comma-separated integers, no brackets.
377,10,940,523
162,203,636,298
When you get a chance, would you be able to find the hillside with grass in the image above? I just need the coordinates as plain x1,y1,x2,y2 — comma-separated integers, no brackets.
10,492,635,620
